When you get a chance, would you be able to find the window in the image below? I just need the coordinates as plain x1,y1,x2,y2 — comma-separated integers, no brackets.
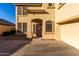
46,21,52,32
18,23,22,32
48,3,52,6
18,23,27,32
23,23,27,32
47,3,55,9
17,6,27,15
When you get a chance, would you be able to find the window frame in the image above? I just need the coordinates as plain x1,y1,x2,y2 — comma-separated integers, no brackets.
17,6,27,15
47,3,55,9
45,21,52,33
48,3,52,6
23,23,27,32
18,22,27,33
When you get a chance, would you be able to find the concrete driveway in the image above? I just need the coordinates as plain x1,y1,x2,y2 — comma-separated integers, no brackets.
12,38,79,56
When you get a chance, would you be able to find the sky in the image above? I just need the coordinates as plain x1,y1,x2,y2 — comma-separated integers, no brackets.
0,3,15,24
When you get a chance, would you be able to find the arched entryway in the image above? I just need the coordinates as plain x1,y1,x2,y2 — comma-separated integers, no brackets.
32,19,42,38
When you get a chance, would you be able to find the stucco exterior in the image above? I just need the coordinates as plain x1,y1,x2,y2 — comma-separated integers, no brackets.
55,3,79,49
0,25,15,35
16,3,55,39
0,18,15,36
16,3,79,49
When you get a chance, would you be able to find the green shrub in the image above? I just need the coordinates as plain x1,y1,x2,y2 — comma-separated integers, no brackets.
1,30,16,36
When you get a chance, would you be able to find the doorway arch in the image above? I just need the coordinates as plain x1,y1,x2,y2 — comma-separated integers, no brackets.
31,19,42,38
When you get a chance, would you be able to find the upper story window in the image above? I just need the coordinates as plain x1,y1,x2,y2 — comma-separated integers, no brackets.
47,3,55,9
17,6,27,15
48,3,52,6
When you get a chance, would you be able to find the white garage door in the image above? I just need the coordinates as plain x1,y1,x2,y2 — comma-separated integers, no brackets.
60,22,79,49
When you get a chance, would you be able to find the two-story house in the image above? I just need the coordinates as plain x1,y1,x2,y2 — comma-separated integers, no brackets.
15,3,55,39
15,3,79,49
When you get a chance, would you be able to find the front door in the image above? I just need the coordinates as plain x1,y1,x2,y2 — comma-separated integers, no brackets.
36,24,42,37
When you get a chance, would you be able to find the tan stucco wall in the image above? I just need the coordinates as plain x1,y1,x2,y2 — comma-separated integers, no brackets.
17,13,55,39
16,3,55,39
0,25,15,35
55,3,79,49
56,3,79,23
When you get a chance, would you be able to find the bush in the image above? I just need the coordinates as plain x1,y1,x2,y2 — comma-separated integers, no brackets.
10,30,16,35
1,30,16,36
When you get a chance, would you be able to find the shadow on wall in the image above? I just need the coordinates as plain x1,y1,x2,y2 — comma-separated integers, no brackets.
0,30,32,56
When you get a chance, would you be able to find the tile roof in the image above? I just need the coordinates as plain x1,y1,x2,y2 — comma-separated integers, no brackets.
0,18,15,26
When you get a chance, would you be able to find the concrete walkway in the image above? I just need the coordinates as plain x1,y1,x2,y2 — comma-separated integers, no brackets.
11,38,79,56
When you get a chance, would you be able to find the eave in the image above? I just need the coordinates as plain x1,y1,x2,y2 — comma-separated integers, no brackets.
15,3,42,7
